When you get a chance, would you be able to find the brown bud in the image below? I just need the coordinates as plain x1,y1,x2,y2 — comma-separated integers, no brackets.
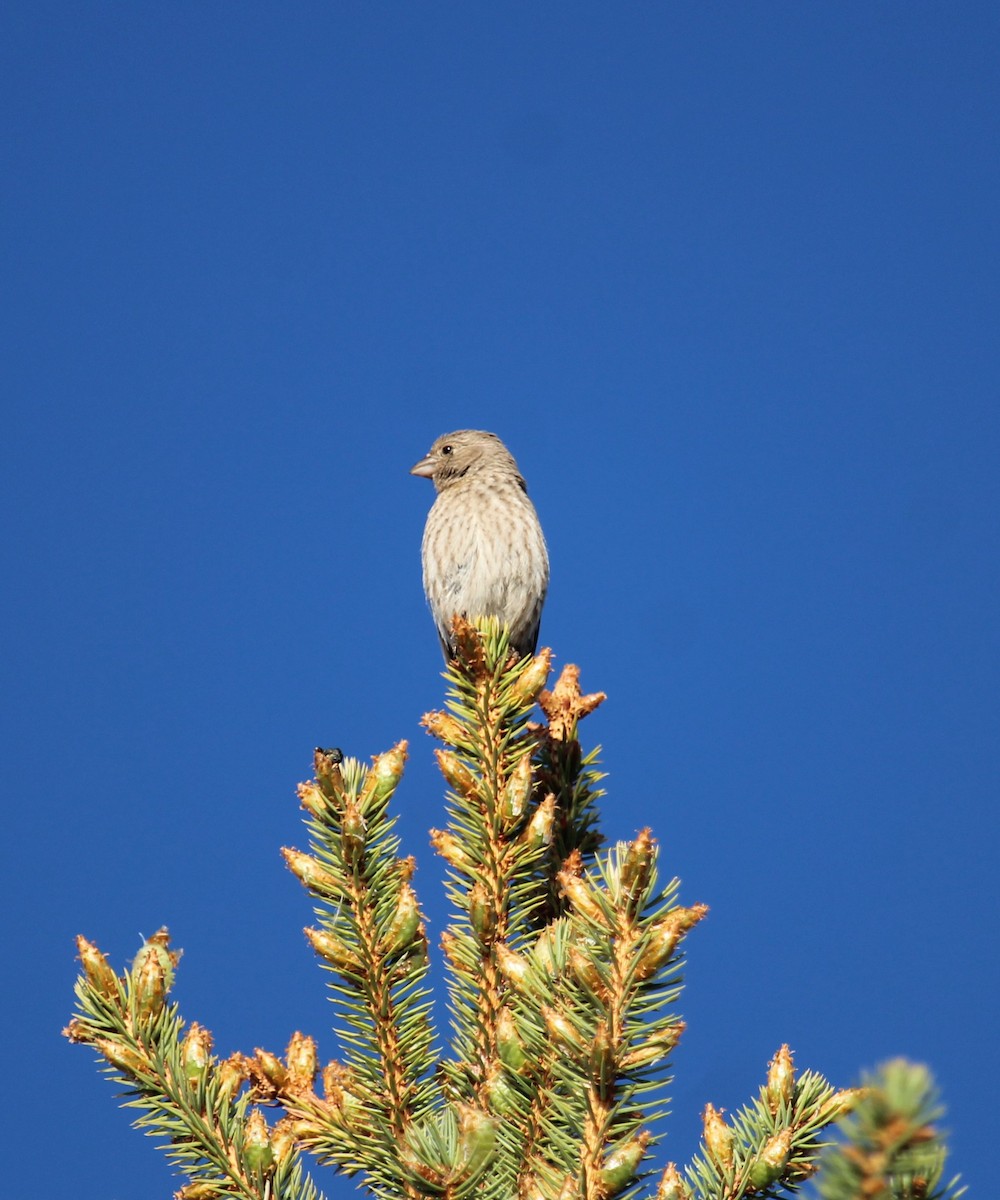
618,829,656,912
254,1048,287,1090
496,1006,527,1071
817,1087,867,1123
381,883,422,955
242,1108,274,1174
557,869,608,927
304,926,361,974
130,930,177,1015
360,741,408,809
145,926,181,970
285,1031,317,1092
175,1183,224,1200
146,926,177,955
270,1118,298,1166
541,1005,586,1051
599,1132,651,1196
469,882,497,942
766,1044,795,1113
421,709,467,746
181,1022,213,1084
218,1053,250,1095
63,1018,93,1044
76,936,118,998
287,1116,323,1144
522,794,555,850
509,648,552,705
95,1037,147,1075
495,943,530,990
656,1163,691,1200
590,1020,615,1085
132,943,168,1019
456,1103,499,1178
519,1173,575,1200
435,748,479,799
622,1022,685,1071
538,662,606,738
532,925,561,975
567,944,606,998
341,800,367,868
440,930,464,972
635,904,708,980
322,1062,364,1124
313,747,346,805
748,1128,792,1189
282,848,344,897
702,1104,734,1172
448,614,486,671
482,1059,520,1115
322,1061,344,1103
297,781,328,819
500,754,534,824
430,828,474,872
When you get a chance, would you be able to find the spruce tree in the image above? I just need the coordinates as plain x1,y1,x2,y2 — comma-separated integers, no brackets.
66,620,963,1200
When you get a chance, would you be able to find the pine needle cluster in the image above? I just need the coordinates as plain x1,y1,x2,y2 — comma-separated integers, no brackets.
66,619,962,1200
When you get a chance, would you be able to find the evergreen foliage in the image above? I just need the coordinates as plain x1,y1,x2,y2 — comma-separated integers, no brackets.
816,1061,965,1200
66,619,962,1200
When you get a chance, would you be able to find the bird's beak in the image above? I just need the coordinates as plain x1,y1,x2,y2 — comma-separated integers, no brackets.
410,454,436,478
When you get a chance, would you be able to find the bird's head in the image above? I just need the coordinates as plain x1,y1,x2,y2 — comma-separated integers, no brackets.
410,430,524,492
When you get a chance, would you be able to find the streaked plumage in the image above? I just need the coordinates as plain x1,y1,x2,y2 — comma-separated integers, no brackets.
411,430,549,659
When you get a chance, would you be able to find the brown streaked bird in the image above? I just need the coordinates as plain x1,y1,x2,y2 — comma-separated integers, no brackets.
411,430,549,660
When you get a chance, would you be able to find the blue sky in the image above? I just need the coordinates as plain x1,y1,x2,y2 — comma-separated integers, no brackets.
3,4,997,1195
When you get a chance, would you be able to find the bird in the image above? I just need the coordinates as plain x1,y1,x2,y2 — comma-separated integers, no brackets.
411,430,549,660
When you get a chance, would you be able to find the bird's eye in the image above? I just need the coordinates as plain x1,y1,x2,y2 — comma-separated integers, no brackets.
441,445,453,455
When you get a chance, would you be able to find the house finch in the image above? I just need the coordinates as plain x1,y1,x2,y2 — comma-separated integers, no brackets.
411,430,549,660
